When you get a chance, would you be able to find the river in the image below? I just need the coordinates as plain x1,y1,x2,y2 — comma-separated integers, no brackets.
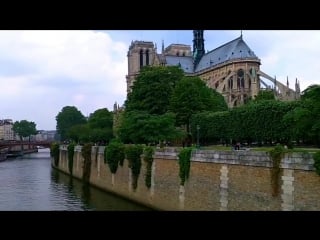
0,148,151,211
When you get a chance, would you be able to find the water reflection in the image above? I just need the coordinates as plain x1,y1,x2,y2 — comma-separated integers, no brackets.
51,166,151,211
0,148,151,211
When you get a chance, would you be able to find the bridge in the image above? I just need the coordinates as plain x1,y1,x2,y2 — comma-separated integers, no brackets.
0,140,54,151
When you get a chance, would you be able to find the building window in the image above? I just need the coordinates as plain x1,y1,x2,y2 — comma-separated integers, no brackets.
139,49,143,68
229,76,233,89
146,49,149,65
237,69,244,89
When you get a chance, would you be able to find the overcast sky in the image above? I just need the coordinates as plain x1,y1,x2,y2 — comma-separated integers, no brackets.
0,30,319,130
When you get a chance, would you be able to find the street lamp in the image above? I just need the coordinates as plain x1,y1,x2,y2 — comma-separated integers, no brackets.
196,125,200,149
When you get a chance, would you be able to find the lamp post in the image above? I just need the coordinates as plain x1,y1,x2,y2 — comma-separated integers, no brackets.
196,125,200,149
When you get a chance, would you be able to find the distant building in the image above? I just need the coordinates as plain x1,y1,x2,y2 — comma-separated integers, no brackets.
31,130,57,141
126,30,300,107
0,119,16,140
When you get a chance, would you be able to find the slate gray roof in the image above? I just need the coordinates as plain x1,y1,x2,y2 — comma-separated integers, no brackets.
165,55,194,73
162,36,259,74
195,36,259,72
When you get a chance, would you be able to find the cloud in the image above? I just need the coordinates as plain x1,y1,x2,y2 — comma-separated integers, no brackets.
0,30,128,130
243,30,320,91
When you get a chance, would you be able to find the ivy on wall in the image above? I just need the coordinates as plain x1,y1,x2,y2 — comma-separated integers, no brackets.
125,144,143,190
269,144,286,197
313,151,320,175
178,147,192,186
50,142,60,167
81,143,92,184
143,146,154,188
105,139,125,174
67,143,75,175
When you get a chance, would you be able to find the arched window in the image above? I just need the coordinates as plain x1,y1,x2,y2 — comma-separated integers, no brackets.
237,69,244,89
229,76,233,89
243,94,248,104
233,100,237,107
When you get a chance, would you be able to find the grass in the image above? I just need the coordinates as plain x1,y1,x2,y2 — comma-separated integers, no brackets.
199,145,320,153
201,145,232,151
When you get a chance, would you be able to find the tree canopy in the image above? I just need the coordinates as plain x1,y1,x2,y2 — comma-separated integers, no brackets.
125,66,184,115
56,106,87,141
281,85,320,146
65,108,114,144
87,108,113,143
169,76,228,132
118,111,184,144
88,108,113,129
12,120,37,140
253,89,275,101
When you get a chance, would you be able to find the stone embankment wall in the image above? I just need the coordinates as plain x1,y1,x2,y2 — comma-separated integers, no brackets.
55,146,320,210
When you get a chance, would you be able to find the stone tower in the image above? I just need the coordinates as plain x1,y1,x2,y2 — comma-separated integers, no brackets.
126,41,160,94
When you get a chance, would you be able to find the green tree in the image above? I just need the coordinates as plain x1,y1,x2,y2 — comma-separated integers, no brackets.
253,89,275,101
56,106,87,141
282,85,320,146
12,120,37,152
282,101,310,145
113,109,124,138
67,124,90,143
211,89,229,110
12,120,37,141
191,111,231,145
87,108,113,143
300,84,320,146
301,84,320,101
88,108,113,129
118,111,184,144
170,76,228,132
125,66,184,115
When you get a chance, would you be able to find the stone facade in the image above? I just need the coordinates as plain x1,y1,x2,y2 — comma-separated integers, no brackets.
55,146,320,211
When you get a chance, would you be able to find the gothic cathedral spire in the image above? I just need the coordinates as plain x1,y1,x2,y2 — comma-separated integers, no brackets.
193,30,205,67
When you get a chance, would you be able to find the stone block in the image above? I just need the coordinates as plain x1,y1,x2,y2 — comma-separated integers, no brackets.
281,203,294,211
220,183,228,189
281,176,294,181
282,188,294,195
281,185,294,192
281,194,294,203
220,190,228,197
220,195,228,202
220,201,228,207
220,176,229,182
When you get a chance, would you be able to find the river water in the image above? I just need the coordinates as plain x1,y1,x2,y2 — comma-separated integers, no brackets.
0,148,151,211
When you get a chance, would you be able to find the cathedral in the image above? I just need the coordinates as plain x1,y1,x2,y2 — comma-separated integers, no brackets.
126,30,300,107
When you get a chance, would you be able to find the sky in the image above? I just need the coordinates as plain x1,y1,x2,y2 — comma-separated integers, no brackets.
0,30,319,130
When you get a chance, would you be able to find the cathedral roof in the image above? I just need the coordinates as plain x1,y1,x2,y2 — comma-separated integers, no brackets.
194,36,259,72
162,36,259,74
165,55,194,73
